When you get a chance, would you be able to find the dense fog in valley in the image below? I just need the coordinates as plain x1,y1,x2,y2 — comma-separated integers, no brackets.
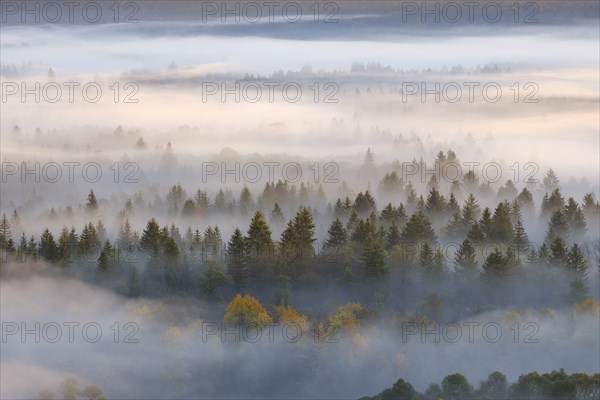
1,1,599,399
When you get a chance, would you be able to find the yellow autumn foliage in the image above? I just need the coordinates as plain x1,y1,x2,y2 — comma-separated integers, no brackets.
573,297,600,317
223,294,273,326
327,302,368,333
274,305,310,331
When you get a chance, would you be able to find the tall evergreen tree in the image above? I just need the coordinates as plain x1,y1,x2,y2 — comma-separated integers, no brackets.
362,231,387,278
214,189,226,212
0,214,12,250
454,238,478,275
513,218,529,255
517,187,534,210
195,189,210,214
541,188,564,216
425,187,447,222
118,219,135,248
379,203,397,228
386,222,401,250
85,190,99,216
97,240,114,275
490,201,513,243
542,168,560,192
325,218,348,249
549,236,568,266
482,247,512,278
227,228,248,292
239,185,254,215
246,211,273,255
167,184,186,215
181,199,197,217
546,209,570,243
140,218,162,256
566,243,588,276
419,242,434,270
565,197,587,239
400,211,436,245
479,208,493,240
40,228,58,262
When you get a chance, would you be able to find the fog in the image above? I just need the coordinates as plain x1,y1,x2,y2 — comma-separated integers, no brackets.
1,1,599,399
2,273,598,399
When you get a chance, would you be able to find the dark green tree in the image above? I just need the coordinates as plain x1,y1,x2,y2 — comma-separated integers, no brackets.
85,190,99,216
546,209,570,243
325,218,348,249
566,243,588,275
482,247,512,278
385,222,401,250
490,201,513,243
40,228,59,262
400,211,436,245
97,240,114,275
513,217,529,255
362,231,387,278
227,228,248,292
245,211,273,254
478,371,508,398
239,185,254,215
140,218,162,256
549,236,568,266
181,198,196,217
199,260,230,299
454,238,478,275
442,374,472,400
479,207,493,240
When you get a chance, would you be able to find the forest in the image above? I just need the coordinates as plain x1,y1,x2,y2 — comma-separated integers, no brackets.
1,147,599,399
1,0,599,398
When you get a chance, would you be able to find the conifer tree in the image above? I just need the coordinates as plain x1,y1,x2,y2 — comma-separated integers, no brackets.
517,187,534,210
419,242,434,270
483,247,510,278
454,238,478,274
246,211,273,261
549,236,568,266
479,208,493,240
363,231,387,278
195,189,210,214
118,219,135,248
227,228,248,292
0,214,12,250
490,201,513,243
40,228,58,262
97,240,114,275
386,222,401,250
85,190,99,216
270,203,285,225
140,218,162,256
325,218,348,249
400,211,436,245
239,185,254,215
546,209,570,242
565,197,587,238
513,218,529,255
181,199,196,216
566,243,588,275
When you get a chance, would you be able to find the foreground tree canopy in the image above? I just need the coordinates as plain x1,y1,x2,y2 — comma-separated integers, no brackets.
361,369,600,400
